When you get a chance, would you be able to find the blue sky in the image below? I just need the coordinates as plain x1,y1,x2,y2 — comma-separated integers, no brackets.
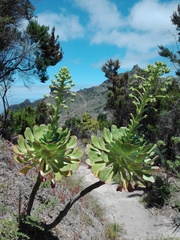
4,0,179,111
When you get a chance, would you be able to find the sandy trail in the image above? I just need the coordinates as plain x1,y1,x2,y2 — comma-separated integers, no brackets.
75,164,180,240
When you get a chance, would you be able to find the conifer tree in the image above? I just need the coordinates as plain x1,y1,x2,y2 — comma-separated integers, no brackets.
158,4,180,76
102,59,133,127
0,3,63,83
0,0,63,129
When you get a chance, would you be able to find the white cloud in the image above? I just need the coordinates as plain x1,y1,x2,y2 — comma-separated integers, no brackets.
121,49,160,69
34,0,178,74
86,0,177,47
36,0,178,54
128,0,177,33
37,11,84,41
74,0,125,32
93,29,175,53
73,0,178,70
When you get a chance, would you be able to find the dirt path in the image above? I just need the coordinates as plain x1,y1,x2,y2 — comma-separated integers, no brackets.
75,164,180,240
0,139,179,240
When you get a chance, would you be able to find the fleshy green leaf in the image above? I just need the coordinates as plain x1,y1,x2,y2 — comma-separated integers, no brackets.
91,135,107,151
128,162,143,171
61,162,79,171
24,141,34,152
117,142,140,155
112,125,127,139
135,153,147,163
98,137,107,151
87,149,101,162
13,145,24,155
54,172,63,181
67,147,83,159
24,127,34,142
19,165,32,175
111,125,119,139
41,148,50,158
86,158,92,166
142,175,155,183
99,166,114,182
101,151,109,163
66,136,77,148
17,136,27,154
103,128,112,143
33,142,41,152
45,143,57,151
91,163,106,176
33,125,47,141
15,155,25,163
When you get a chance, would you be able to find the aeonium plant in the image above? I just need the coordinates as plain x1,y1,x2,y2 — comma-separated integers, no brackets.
13,67,83,216
86,62,172,191
12,63,172,237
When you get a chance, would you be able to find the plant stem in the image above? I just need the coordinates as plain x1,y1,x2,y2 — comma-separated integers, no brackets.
45,180,105,231
26,173,42,216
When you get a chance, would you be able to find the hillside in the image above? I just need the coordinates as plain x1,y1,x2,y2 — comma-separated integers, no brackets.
9,65,143,122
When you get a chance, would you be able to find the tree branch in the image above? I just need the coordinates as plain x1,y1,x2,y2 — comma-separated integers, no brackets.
45,180,105,231
26,173,42,216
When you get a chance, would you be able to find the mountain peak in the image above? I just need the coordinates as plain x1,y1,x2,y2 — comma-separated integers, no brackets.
132,64,141,71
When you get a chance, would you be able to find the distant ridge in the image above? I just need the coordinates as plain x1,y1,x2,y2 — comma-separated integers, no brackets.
8,64,162,123
9,98,42,111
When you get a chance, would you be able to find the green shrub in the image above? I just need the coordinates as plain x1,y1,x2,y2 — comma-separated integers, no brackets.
1,100,53,140
64,117,81,136
143,176,172,208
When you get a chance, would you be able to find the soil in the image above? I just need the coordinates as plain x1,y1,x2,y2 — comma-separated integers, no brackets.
76,164,180,240
0,138,179,240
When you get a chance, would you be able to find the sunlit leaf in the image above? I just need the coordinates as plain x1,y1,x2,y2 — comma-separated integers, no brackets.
91,135,101,148
113,125,127,139
67,147,83,159
24,141,34,152
91,162,106,176
66,136,77,148
33,124,47,141
98,137,108,151
15,155,25,163
99,166,114,182
24,127,34,142
61,162,79,172
101,151,109,163
13,145,24,155
54,172,63,181
86,158,93,166
111,125,119,139
87,149,100,162
142,175,155,183
17,136,27,154
19,165,32,175
103,128,112,143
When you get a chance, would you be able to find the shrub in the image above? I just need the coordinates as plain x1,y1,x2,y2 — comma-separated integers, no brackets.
143,176,172,208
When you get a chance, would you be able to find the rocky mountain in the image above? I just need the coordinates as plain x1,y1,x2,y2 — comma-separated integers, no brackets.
8,65,146,123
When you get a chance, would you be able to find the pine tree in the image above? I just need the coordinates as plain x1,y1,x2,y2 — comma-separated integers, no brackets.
0,0,63,83
158,4,180,76
102,59,132,127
